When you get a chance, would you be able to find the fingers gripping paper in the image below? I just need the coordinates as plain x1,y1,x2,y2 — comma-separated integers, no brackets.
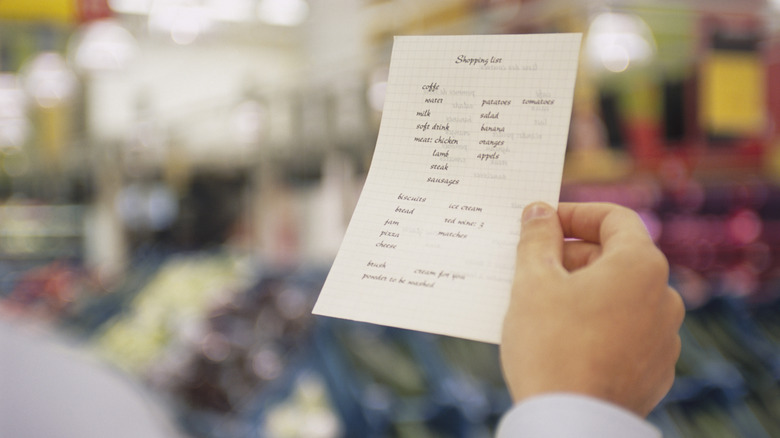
313,34,581,344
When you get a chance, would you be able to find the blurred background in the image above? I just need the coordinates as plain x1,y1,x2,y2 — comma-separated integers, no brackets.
1,0,780,436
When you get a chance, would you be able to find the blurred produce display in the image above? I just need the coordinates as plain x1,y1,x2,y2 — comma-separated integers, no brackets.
2,179,780,437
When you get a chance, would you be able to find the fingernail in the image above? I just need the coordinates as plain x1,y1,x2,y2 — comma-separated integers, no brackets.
522,202,553,223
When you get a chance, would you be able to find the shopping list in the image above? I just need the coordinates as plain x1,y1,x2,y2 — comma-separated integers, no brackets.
313,34,582,343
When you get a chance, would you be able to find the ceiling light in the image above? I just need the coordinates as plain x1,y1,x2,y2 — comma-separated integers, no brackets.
257,0,309,27
586,12,656,74
70,19,138,72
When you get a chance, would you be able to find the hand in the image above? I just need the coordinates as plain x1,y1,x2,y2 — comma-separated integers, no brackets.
500,202,684,417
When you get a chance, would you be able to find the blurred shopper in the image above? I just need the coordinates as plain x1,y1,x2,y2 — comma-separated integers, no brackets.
498,202,684,437
0,318,184,438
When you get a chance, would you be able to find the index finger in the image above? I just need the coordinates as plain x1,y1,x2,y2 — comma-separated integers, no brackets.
557,203,652,247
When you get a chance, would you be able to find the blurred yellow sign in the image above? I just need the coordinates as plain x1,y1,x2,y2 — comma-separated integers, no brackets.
0,0,76,23
700,51,766,137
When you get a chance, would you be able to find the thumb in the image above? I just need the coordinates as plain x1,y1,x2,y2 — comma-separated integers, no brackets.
515,202,565,281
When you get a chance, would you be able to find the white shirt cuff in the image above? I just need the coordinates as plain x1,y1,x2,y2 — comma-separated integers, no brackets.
496,393,662,438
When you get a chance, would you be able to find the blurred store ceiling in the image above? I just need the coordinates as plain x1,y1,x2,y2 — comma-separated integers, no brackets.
110,0,311,27
2,0,779,173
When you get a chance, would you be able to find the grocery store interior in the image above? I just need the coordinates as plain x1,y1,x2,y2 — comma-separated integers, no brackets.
2,0,780,436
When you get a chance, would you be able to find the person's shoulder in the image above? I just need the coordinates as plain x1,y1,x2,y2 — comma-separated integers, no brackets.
496,393,662,438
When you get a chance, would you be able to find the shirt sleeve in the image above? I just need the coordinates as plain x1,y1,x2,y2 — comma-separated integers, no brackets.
496,393,662,438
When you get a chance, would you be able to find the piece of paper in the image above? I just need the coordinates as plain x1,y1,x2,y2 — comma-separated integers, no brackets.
313,34,582,344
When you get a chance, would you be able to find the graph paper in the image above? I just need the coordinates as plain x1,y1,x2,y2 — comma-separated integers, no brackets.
313,34,582,343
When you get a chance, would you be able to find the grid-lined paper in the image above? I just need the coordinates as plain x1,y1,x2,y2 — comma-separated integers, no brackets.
313,34,582,344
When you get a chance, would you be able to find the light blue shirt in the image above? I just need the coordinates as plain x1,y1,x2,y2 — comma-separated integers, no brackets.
497,393,662,437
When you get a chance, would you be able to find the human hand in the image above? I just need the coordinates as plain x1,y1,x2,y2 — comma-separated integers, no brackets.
500,202,684,417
